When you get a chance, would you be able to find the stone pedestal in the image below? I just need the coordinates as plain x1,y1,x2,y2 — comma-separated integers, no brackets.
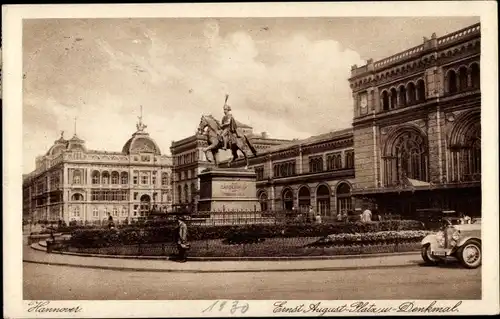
198,168,261,212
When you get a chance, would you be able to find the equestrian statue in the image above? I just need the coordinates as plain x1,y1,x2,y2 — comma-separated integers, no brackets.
197,94,257,168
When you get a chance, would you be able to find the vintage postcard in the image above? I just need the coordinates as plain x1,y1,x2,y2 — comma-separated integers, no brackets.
3,2,499,318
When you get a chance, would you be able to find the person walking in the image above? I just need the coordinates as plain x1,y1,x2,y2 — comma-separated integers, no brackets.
176,215,190,263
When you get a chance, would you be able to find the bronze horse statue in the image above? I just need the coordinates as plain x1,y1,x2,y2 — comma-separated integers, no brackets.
197,115,257,168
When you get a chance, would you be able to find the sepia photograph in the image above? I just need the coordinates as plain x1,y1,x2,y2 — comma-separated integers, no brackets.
3,2,499,318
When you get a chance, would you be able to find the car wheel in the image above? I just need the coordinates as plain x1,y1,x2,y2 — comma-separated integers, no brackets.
421,244,439,265
457,240,481,269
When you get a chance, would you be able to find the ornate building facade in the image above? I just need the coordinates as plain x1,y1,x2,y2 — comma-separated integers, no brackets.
170,116,292,208
229,129,355,216
22,118,173,223
349,23,481,216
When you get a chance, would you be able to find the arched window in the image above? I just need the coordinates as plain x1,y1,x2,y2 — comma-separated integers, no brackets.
345,150,354,169
111,171,119,184
383,129,428,186
458,66,468,91
449,112,481,182
398,85,407,107
416,79,426,102
71,193,83,201
258,191,268,211
316,185,331,216
190,183,197,203
471,63,480,89
72,170,82,184
447,70,458,94
121,172,128,184
381,91,389,111
183,184,189,204
298,186,311,212
335,154,342,169
282,188,294,211
336,182,352,215
406,82,416,105
162,173,169,186
102,171,110,185
390,88,398,109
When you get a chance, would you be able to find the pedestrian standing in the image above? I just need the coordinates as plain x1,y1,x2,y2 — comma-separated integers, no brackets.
308,206,315,223
176,215,190,263
336,211,343,222
107,213,114,229
315,213,322,224
361,207,373,223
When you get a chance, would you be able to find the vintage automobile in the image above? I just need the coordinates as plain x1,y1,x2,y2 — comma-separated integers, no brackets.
421,217,481,268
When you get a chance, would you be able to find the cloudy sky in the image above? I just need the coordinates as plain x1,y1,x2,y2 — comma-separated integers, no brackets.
22,16,479,173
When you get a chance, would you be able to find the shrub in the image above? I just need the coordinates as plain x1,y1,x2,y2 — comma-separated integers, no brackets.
68,220,426,248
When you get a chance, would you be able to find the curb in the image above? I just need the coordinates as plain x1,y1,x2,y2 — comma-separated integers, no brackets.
22,259,419,273
31,242,419,261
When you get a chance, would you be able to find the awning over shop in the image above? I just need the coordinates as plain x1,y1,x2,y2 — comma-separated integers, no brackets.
404,177,431,187
351,180,480,196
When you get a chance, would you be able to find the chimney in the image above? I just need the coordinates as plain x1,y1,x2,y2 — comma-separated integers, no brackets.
261,132,268,139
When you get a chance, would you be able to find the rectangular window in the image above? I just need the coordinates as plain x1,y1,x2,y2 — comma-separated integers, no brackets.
92,208,99,217
113,208,118,217
133,176,138,184
134,192,138,200
141,175,148,185
121,207,128,216
255,167,264,181
152,177,156,185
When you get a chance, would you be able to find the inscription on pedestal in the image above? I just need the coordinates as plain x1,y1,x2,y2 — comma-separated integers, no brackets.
198,168,261,211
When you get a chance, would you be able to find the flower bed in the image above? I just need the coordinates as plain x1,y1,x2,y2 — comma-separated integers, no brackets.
68,220,425,249
309,230,432,247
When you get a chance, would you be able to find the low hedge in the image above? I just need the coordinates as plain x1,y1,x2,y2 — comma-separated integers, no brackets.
68,220,425,248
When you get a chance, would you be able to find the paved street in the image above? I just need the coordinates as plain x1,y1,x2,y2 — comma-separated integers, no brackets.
24,261,480,300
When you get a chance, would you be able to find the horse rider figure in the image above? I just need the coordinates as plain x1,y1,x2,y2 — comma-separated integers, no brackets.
221,96,239,150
